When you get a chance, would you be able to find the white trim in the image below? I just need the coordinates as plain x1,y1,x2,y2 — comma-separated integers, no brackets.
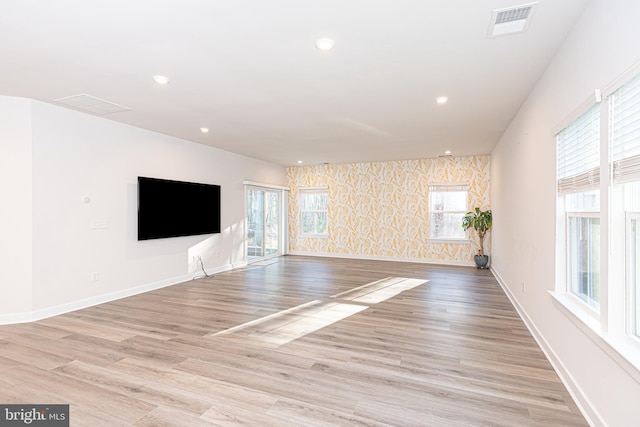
490,266,605,427
247,254,281,265
598,97,610,333
566,211,600,218
552,97,601,137
245,185,288,262
299,187,329,236
552,62,640,140
428,184,469,240
287,251,476,267
550,290,602,335
282,193,289,255
427,182,470,187
299,233,329,239
242,180,289,191
298,186,328,191
0,263,235,325
427,238,471,245
601,60,640,98
565,211,602,314
550,290,640,383
627,213,640,337
230,261,248,270
552,59,640,137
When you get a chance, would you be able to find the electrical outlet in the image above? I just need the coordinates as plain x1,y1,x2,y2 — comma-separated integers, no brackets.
91,272,99,282
192,255,198,262
521,281,526,292
90,220,109,230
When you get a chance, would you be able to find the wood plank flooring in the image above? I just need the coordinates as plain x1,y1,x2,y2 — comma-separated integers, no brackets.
0,256,588,426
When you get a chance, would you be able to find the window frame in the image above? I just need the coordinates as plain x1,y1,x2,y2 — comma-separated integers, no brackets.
299,187,329,237
565,211,601,312
627,212,640,340
555,99,603,319
427,183,470,242
553,66,640,378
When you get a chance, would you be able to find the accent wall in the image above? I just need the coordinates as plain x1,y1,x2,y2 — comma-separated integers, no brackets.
287,156,490,264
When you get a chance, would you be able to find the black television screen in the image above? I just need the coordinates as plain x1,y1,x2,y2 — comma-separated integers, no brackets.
138,176,221,240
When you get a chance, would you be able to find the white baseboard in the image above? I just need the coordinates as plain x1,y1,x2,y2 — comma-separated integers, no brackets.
0,263,234,325
490,266,604,427
288,251,476,267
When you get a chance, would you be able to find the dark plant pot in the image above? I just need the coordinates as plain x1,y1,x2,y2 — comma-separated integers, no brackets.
474,255,489,269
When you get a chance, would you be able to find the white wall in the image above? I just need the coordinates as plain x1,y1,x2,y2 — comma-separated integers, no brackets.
1,96,285,320
0,97,33,315
491,1,640,426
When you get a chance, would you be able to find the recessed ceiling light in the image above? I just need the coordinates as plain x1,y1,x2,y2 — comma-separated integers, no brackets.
297,160,303,164
444,150,452,155
153,75,170,85
315,38,335,51
436,96,448,104
200,127,209,134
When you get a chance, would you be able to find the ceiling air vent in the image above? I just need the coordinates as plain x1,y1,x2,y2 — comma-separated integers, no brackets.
54,94,131,115
488,2,538,38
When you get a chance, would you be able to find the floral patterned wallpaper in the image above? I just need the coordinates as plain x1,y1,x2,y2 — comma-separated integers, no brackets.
286,156,490,265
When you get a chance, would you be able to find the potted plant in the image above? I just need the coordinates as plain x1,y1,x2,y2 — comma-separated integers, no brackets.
462,208,492,269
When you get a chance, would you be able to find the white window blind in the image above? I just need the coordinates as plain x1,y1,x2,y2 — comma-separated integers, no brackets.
610,72,640,184
557,104,601,195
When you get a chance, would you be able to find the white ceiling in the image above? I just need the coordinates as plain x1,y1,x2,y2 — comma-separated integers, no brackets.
0,0,590,166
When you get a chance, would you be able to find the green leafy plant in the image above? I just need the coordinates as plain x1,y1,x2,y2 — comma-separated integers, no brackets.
462,208,492,257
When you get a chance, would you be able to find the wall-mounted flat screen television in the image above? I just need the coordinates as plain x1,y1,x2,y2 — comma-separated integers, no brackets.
138,176,221,240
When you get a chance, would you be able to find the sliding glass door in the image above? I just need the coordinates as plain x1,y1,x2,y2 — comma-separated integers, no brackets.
247,187,283,261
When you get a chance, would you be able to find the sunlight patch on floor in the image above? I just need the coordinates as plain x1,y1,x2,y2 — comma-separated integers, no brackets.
331,277,427,304
209,277,428,345
248,302,368,346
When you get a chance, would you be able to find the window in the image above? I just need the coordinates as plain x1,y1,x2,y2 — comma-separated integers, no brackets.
557,104,601,310
299,188,328,236
555,69,640,371
565,191,601,309
610,73,640,184
567,213,600,308
557,104,601,195
629,213,640,337
429,184,468,239
610,73,640,339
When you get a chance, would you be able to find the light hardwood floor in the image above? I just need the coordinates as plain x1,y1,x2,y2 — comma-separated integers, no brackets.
0,256,587,426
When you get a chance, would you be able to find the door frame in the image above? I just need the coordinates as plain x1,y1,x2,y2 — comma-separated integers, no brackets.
243,181,288,264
